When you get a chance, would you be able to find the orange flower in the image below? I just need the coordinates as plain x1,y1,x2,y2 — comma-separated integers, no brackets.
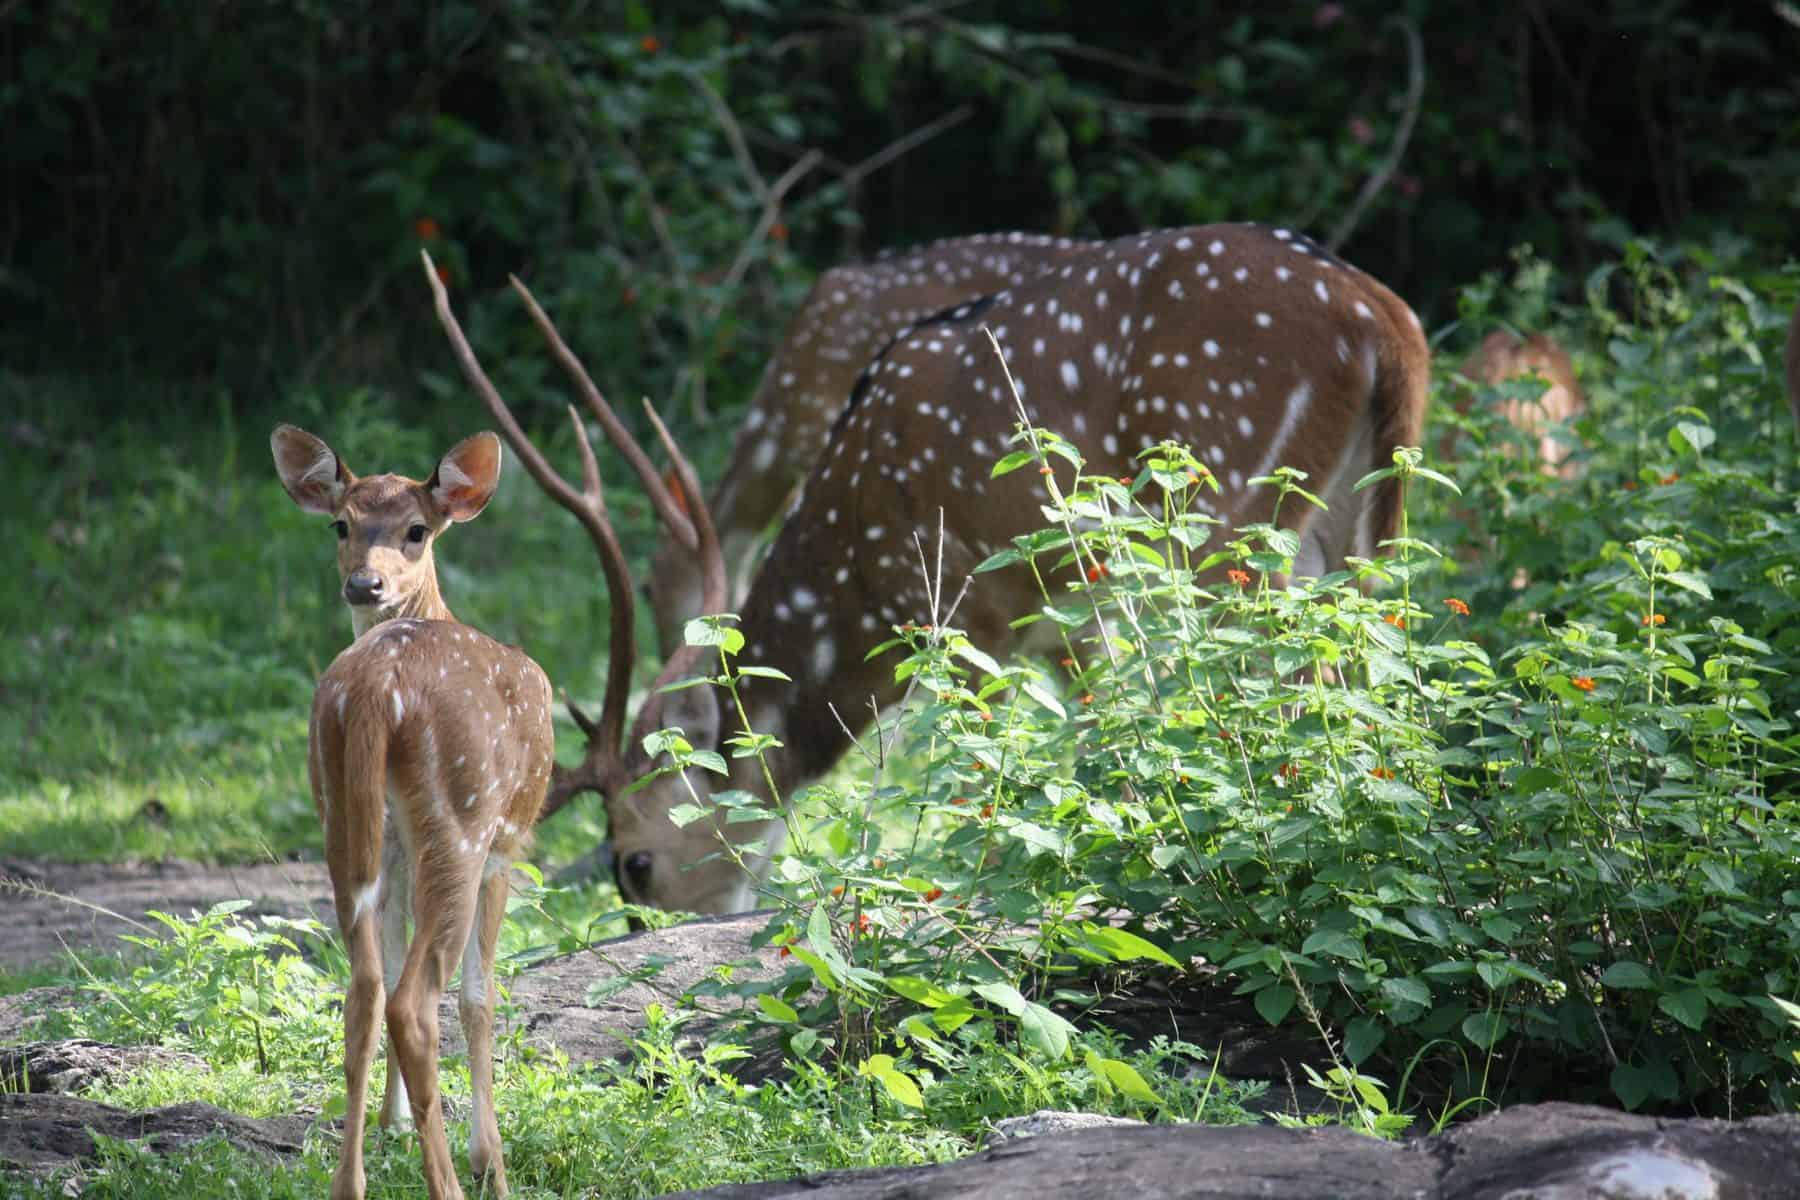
924,887,944,902
770,221,788,242
1060,656,1076,667
1118,476,1134,486
872,857,885,869
1383,613,1406,630
1080,692,1095,705
1622,480,1639,492
1445,597,1470,616
1188,471,1203,485
976,708,992,722
830,884,845,897
1368,767,1394,780
1660,472,1680,486
777,945,792,958
1086,562,1109,582
950,796,969,806
854,913,871,933
640,34,661,52
414,216,440,241
1227,568,1251,588
1277,762,1300,781
434,264,452,287
1641,612,1666,627
980,803,995,819
1039,465,1054,475
1572,676,1596,692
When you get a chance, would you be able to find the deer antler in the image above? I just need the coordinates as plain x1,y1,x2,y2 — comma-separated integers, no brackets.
421,250,727,822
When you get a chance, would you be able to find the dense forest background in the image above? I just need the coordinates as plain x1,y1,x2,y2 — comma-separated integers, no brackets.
3,0,1796,428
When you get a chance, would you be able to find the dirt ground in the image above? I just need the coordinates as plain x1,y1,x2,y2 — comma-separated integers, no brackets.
0,857,334,974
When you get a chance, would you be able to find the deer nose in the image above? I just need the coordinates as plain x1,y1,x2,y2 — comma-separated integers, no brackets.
343,570,385,606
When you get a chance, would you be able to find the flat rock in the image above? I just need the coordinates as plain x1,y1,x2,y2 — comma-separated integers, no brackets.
0,1039,208,1093
0,1093,309,1176
665,1103,1800,1199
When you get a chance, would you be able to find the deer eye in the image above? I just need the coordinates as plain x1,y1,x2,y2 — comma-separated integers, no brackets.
406,524,429,544
621,851,654,899
331,520,348,540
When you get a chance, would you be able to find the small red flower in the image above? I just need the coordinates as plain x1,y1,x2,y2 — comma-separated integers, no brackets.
1659,472,1680,486
950,797,969,806
853,913,871,933
1641,613,1666,627
1277,762,1301,781
777,945,792,958
1080,692,1095,705
1622,480,1639,492
1060,656,1076,667
1445,597,1470,616
1383,613,1407,630
769,221,788,243
1118,476,1133,486
1572,676,1597,692
1086,562,1109,582
434,264,452,287
1039,465,1054,475
1368,767,1394,781
1217,728,1235,741
414,217,440,241
980,803,995,819
830,884,845,897
640,34,661,53
924,887,944,902
1227,568,1251,588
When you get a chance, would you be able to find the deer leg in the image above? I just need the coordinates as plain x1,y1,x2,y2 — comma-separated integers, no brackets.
330,882,385,1200
459,862,512,1195
376,834,415,1132
386,860,479,1200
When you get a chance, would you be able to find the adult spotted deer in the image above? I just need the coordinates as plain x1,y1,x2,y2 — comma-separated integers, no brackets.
425,223,1430,915
648,232,1094,652
272,425,553,1200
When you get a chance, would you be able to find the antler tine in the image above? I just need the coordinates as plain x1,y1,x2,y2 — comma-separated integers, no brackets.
421,249,636,783
635,399,733,728
506,274,700,553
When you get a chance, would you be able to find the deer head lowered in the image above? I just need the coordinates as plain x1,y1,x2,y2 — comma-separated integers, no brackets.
272,425,553,1200
424,223,1431,916
648,233,1096,653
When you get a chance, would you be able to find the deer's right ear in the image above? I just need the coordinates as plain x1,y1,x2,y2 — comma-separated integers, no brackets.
271,424,351,515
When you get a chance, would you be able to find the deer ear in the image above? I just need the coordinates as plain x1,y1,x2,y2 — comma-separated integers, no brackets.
429,431,503,522
271,424,351,514
659,681,723,753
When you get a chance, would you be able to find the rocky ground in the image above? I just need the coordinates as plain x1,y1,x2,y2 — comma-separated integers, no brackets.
4,857,1798,1198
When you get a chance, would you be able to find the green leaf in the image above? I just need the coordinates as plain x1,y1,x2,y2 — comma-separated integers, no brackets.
1080,923,1182,968
1600,961,1657,990
1254,984,1296,1026
974,981,1027,1015
1086,1050,1163,1106
1657,988,1709,1031
734,665,793,682
992,449,1040,477
1344,1017,1386,1065
1460,1011,1508,1050
1018,1000,1075,1059
683,618,744,653
1669,421,1716,456
756,994,799,1023
858,1054,924,1109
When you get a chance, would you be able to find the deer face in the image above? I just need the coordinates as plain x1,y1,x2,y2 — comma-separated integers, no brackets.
271,425,502,636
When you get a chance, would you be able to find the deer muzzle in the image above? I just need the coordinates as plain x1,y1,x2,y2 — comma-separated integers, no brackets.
343,569,385,606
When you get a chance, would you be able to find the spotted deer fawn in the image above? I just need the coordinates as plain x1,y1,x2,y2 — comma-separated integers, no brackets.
272,425,552,1200
648,232,1095,652
425,223,1431,915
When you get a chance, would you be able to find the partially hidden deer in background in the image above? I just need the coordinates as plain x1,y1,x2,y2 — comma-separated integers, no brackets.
647,232,1096,652
1446,329,1586,478
272,425,552,1200
425,224,1431,916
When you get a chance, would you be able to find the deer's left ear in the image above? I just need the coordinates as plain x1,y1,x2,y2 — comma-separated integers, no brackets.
429,432,503,522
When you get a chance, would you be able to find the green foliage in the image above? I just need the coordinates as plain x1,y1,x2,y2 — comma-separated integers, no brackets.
698,236,1798,1118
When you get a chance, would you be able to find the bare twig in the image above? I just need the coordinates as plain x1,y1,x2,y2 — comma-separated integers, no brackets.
1326,15,1426,253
